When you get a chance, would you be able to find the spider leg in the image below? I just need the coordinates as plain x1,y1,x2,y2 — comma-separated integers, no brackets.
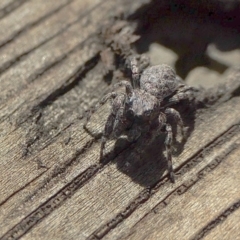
112,98,130,138
113,80,133,96
168,85,199,105
157,113,175,182
164,108,185,138
130,55,150,88
100,114,114,160
164,123,175,183
130,56,140,88
138,55,150,72
83,92,117,130
100,93,127,160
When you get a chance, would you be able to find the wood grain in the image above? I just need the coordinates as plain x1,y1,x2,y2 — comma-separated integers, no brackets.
0,0,239,240
119,140,240,240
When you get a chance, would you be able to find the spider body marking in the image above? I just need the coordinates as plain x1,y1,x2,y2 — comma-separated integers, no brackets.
85,55,197,182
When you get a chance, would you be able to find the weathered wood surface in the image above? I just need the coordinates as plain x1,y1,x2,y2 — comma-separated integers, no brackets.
0,1,240,240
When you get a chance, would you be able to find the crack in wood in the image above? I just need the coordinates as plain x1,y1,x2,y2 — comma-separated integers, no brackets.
20,138,96,205
0,36,100,124
0,170,47,208
1,158,101,240
0,0,104,77
17,48,99,120
1,1,240,239
1,91,239,240
30,41,100,89
0,0,31,20
0,121,142,239
87,124,240,239
19,52,100,156
191,199,240,240
0,0,74,50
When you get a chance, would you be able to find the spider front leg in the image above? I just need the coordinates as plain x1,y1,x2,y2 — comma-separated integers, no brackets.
100,93,127,161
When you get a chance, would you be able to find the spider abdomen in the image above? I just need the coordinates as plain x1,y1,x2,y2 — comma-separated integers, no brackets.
140,64,178,100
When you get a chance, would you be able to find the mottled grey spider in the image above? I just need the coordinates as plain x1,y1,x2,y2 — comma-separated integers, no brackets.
85,55,197,182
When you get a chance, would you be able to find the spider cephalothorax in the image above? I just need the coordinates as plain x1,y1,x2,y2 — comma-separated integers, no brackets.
85,55,197,182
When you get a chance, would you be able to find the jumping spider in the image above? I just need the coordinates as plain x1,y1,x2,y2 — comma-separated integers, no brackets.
85,55,197,182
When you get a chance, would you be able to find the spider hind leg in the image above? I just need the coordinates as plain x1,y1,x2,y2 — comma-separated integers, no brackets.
164,123,175,183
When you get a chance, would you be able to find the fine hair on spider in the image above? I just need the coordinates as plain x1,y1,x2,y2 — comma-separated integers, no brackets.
84,55,197,183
